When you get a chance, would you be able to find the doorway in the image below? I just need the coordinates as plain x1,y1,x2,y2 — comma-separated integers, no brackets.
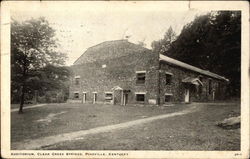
82,93,86,103
184,88,190,103
93,93,97,104
122,93,128,106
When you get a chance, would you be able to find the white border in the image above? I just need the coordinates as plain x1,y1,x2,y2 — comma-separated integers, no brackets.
1,1,249,159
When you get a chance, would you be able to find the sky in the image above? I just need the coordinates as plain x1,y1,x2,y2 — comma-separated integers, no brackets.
10,1,209,65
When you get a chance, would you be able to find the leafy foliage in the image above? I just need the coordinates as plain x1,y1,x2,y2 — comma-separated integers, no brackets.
151,26,177,53
11,17,70,112
153,11,241,97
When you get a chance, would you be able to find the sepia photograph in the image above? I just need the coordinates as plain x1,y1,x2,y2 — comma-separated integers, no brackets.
1,1,249,159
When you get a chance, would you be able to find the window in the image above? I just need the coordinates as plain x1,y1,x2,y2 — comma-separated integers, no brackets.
136,72,146,84
105,92,113,102
75,79,79,85
74,93,79,99
165,93,173,103
75,76,80,85
166,74,172,85
136,94,145,102
165,95,171,102
208,79,212,94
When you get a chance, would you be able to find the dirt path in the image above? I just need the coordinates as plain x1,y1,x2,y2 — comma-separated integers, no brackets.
12,104,200,150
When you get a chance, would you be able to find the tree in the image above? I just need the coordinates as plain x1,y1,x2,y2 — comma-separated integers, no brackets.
11,17,69,113
38,64,70,95
166,11,241,97
151,26,176,53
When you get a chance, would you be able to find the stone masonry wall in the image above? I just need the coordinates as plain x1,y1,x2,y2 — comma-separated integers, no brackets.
69,48,159,105
159,61,226,104
69,40,227,105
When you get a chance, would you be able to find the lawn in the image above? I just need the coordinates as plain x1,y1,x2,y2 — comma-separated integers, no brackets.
11,103,186,146
11,102,240,150
11,103,35,109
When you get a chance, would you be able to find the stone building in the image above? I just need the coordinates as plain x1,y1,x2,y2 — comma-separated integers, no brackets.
68,40,228,105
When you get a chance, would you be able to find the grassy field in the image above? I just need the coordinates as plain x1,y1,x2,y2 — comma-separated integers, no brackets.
11,102,240,150
11,103,35,109
11,103,186,143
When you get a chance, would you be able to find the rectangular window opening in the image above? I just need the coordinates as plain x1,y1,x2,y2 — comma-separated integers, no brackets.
105,93,113,102
136,72,146,84
165,94,173,103
136,94,145,102
166,74,172,85
74,93,79,99
75,77,80,85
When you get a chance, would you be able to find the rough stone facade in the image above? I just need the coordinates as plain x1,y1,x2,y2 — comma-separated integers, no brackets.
159,62,227,104
69,40,159,105
69,40,228,105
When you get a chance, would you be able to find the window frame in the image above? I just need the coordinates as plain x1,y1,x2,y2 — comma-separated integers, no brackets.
74,92,79,99
93,92,97,103
74,76,80,85
135,92,146,103
136,71,146,85
164,93,173,103
104,92,113,102
165,72,173,85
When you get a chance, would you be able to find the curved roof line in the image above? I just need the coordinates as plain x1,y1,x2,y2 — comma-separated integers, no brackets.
73,39,150,65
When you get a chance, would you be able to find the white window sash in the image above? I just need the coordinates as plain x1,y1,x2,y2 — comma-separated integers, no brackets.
136,70,146,73
104,91,113,94
165,93,173,96
135,92,147,94
165,72,173,76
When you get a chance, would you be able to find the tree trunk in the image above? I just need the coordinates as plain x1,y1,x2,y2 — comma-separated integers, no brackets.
18,85,25,114
34,90,38,104
19,57,27,114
